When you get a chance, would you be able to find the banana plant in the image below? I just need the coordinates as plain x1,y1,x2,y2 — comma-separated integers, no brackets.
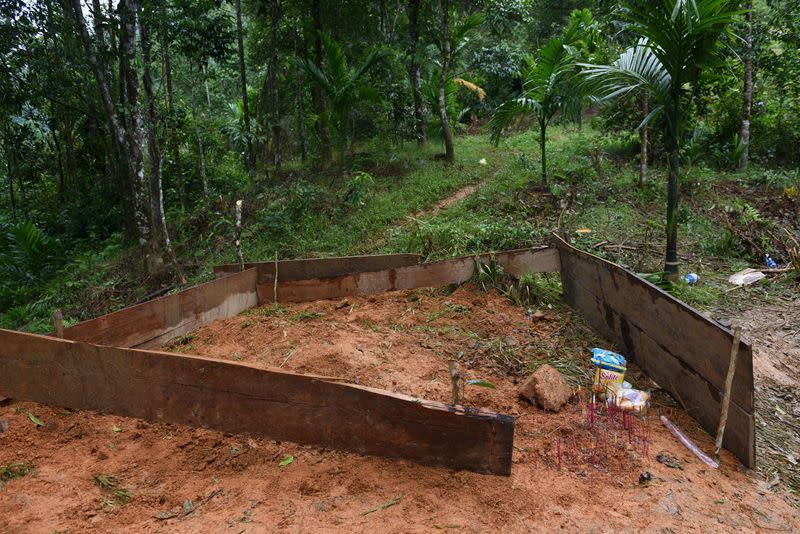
580,0,744,278
302,33,388,160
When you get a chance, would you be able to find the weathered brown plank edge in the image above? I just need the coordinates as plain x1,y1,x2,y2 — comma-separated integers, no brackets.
259,247,560,302
61,269,258,348
0,329,515,475
553,235,755,467
565,272,755,467
551,235,753,411
213,253,424,284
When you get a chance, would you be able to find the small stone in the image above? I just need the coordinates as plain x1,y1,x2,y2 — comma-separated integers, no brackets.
639,471,653,484
656,451,683,470
0,419,9,433
519,364,572,412
504,336,518,347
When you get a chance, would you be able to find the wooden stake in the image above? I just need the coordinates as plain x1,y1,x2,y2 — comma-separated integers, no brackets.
235,199,244,271
448,359,460,405
715,326,742,460
273,251,279,304
53,309,64,338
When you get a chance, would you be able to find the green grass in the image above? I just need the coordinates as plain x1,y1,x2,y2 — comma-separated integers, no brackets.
3,124,797,332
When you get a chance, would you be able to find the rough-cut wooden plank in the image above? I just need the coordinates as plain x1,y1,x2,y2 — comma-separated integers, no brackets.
554,237,753,411
555,236,755,467
0,329,515,475
213,253,423,284
565,279,755,467
62,269,258,349
260,248,560,302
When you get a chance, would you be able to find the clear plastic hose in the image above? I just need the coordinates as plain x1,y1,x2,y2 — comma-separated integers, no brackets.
660,415,719,469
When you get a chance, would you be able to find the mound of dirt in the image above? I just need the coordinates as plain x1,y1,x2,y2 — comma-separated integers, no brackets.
1,285,797,532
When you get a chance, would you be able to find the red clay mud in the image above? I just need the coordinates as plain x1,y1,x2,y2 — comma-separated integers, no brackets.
1,285,797,532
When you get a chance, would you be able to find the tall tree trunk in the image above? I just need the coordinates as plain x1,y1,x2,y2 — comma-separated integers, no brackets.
311,0,331,164
234,0,255,181
91,0,105,52
63,0,150,245
739,3,753,170
5,147,16,223
63,114,76,191
190,79,209,200
294,25,308,162
437,0,454,163
52,126,66,203
160,3,185,208
119,0,151,248
269,0,282,174
539,117,547,185
639,92,648,187
664,96,681,279
202,63,212,108
142,17,185,283
407,0,426,147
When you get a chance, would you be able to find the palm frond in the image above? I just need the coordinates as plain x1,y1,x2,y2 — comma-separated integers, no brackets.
489,97,539,145
580,39,670,103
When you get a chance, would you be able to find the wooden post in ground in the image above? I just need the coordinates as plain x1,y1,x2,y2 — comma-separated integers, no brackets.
448,360,460,405
235,200,244,271
715,326,742,461
54,309,64,338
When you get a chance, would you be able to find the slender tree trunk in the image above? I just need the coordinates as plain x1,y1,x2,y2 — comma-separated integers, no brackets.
52,127,66,203
190,79,209,200
63,114,75,188
294,25,308,162
234,0,255,181
739,3,753,170
119,0,151,248
311,0,331,164
6,149,16,223
437,0,454,163
160,4,184,208
91,0,105,52
664,97,681,279
63,0,150,245
639,92,649,187
269,0,282,174
407,0,426,147
202,63,212,108
539,118,547,185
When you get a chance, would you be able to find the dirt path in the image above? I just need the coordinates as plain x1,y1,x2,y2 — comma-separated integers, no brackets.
367,176,488,251
1,286,797,532
417,181,482,219
733,299,800,496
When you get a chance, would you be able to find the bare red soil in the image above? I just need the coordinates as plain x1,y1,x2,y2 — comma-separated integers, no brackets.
1,285,797,532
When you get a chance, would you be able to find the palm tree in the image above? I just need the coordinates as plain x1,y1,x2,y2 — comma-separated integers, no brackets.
580,0,743,278
489,10,596,185
303,33,387,161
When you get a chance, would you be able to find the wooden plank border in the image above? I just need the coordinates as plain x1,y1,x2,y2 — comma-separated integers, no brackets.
553,235,755,467
0,329,515,475
213,253,423,284
260,247,560,303
61,268,259,349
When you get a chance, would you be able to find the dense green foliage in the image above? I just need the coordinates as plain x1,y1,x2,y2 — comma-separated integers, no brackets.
1,0,798,331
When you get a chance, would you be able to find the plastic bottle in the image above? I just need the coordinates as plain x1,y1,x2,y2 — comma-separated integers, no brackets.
765,255,777,269
683,272,698,285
